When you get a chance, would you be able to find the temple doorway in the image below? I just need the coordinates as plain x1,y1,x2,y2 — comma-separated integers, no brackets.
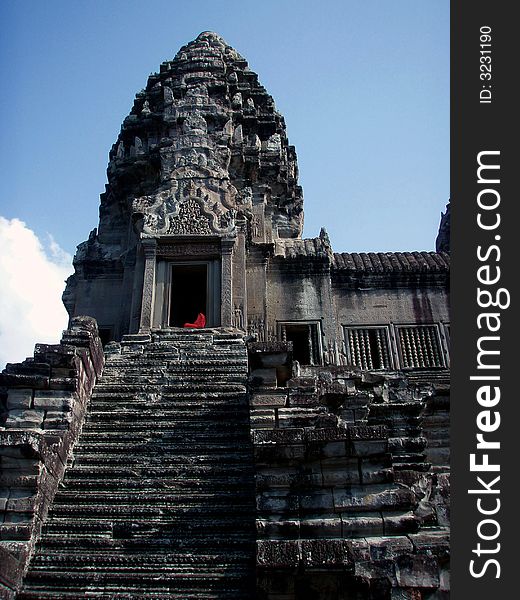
169,264,208,327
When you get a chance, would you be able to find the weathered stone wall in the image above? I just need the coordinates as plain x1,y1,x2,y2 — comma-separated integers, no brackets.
248,343,450,599
0,317,104,599
333,287,450,327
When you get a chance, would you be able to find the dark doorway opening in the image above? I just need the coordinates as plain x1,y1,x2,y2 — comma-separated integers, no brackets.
169,264,207,327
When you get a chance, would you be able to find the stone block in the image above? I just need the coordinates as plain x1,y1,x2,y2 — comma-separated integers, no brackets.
4,410,44,429
251,393,287,407
321,459,360,486
257,540,299,568
0,523,32,541
257,518,300,539
300,517,342,538
320,441,347,458
349,425,387,439
333,484,416,513
249,368,277,387
42,413,72,430
300,539,352,568
344,539,370,562
255,444,305,464
366,536,414,561
341,514,384,538
299,490,334,512
6,389,33,410
407,531,450,559
253,428,303,445
382,512,419,535
257,491,299,514
256,467,299,489
0,472,37,488
250,410,276,429
0,372,49,389
354,558,396,585
350,439,388,457
395,554,440,589
287,393,319,407
33,391,74,410
304,427,348,442
360,457,393,484
6,492,37,513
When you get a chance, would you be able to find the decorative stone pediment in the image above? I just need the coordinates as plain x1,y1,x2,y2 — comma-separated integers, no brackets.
132,189,236,237
168,198,212,235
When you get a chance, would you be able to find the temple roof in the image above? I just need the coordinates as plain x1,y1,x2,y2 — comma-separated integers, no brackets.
332,251,450,273
99,31,304,243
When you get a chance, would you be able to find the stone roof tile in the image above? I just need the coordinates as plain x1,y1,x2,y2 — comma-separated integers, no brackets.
332,252,450,273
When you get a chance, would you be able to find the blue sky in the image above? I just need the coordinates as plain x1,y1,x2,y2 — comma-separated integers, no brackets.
1,0,449,255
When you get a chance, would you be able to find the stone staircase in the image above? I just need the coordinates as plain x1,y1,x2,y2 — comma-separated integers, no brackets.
18,329,256,599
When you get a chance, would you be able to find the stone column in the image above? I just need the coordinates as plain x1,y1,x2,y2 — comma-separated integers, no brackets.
232,221,247,330
221,239,234,327
139,238,157,333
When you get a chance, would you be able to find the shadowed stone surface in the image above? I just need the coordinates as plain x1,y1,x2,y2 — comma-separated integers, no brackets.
18,329,256,599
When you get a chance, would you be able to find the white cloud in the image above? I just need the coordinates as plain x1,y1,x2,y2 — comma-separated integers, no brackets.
0,217,73,370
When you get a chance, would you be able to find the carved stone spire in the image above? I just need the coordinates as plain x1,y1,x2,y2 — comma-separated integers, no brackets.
436,200,450,252
98,31,303,244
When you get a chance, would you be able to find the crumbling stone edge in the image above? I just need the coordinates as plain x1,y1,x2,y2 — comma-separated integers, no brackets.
0,316,104,599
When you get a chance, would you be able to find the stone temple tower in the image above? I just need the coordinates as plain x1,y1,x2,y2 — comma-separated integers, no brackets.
63,31,304,341
1,33,450,599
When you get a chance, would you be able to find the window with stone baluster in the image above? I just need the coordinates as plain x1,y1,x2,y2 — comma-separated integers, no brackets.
344,326,394,371
395,324,446,369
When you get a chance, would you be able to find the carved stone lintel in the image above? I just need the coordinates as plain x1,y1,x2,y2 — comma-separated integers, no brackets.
156,241,220,258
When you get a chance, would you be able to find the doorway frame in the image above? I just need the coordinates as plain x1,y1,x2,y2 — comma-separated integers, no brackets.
153,259,221,328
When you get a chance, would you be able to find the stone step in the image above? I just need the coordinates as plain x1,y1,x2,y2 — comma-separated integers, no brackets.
79,425,250,435
92,383,247,393
86,401,250,412
68,456,253,468
63,465,254,479
107,353,247,362
97,372,249,382
19,590,249,600
21,568,254,588
77,431,251,443
20,334,255,596
71,442,253,455
51,490,255,505
83,412,250,424
48,503,255,518
89,391,249,401
43,516,256,535
37,532,254,548
30,550,253,567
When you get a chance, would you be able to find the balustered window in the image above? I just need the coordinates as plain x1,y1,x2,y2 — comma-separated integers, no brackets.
395,324,445,369
279,321,322,365
344,326,393,370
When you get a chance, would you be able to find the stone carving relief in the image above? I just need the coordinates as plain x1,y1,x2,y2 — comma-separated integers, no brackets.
182,112,207,134
232,305,244,330
156,242,220,258
248,316,274,342
132,189,236,237
164,86,174,105
168,198,212,235
186,84,208,101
